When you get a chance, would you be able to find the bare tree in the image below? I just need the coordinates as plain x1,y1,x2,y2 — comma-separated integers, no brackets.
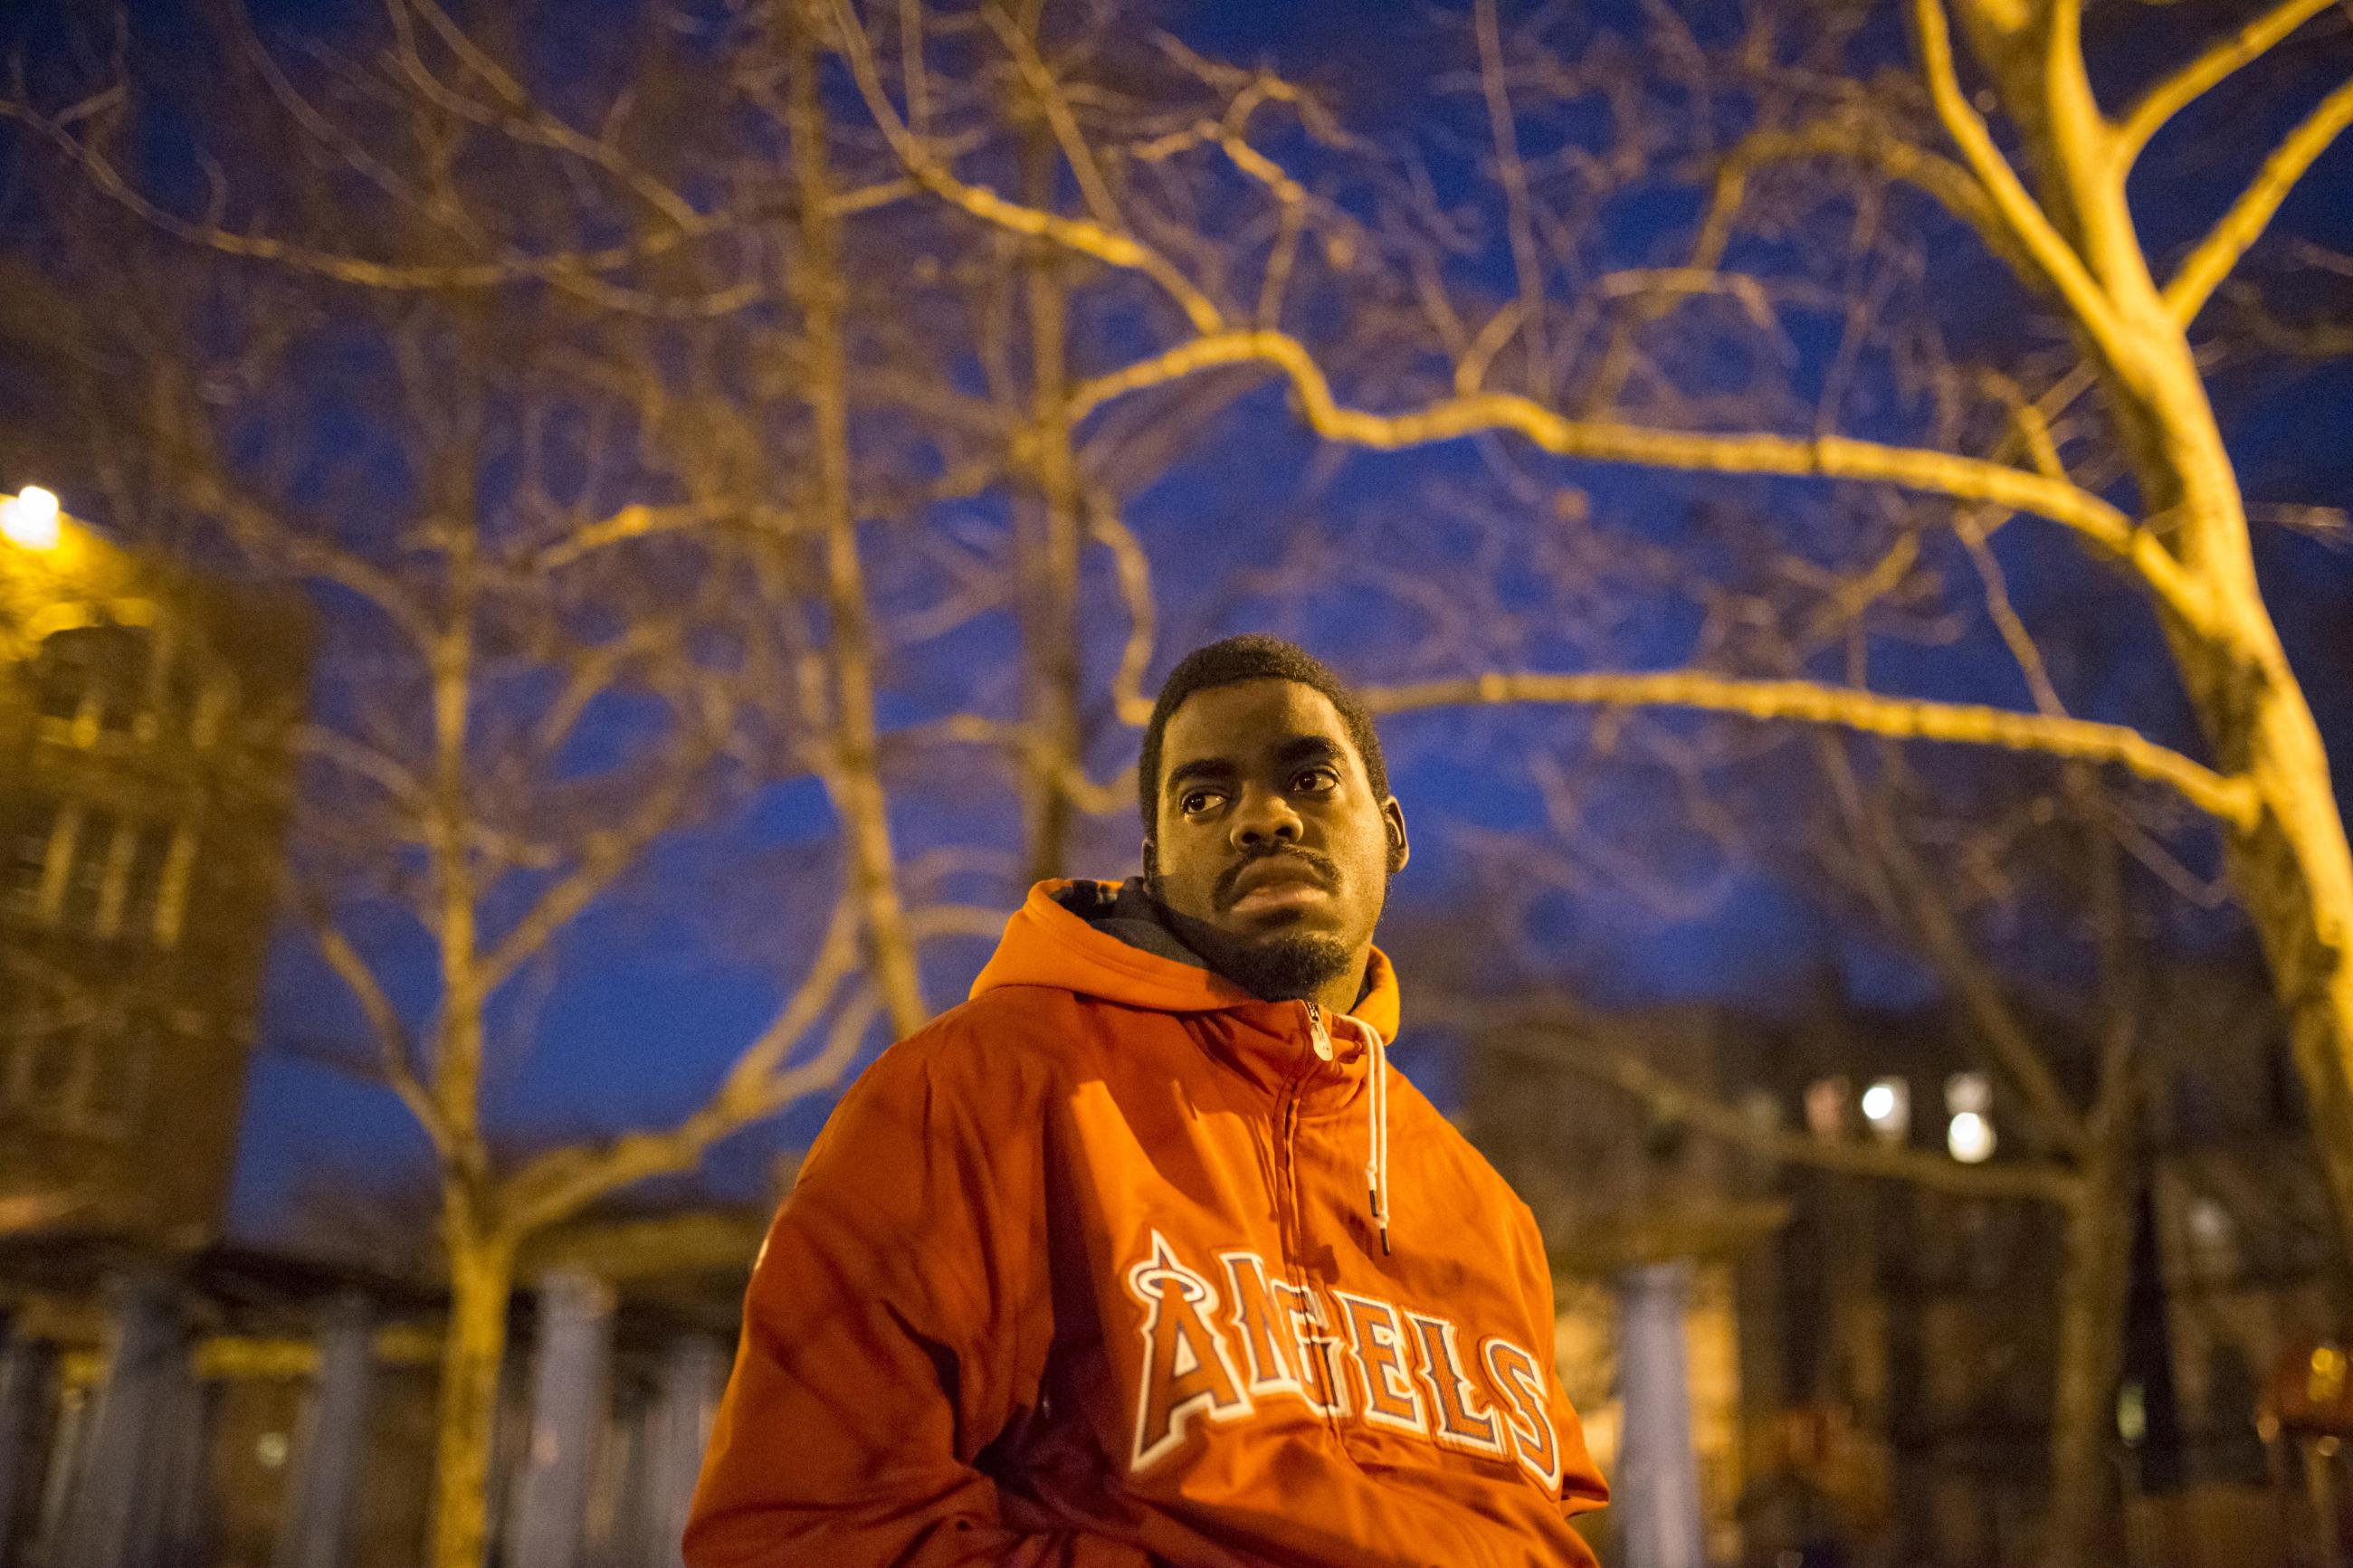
0,4,1005,1562
826,0,2353,1261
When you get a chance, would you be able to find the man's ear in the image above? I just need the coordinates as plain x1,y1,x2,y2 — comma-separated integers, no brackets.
1383,797,1410,874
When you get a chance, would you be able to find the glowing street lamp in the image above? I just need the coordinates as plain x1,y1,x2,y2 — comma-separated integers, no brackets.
2,487,62,551
1947,1111,1996,1164
1946,1071,1996,1163
1861,1078,1910,1144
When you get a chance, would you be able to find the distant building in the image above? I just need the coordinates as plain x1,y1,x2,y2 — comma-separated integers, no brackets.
1459,966,2342,1568
1,489,310,1248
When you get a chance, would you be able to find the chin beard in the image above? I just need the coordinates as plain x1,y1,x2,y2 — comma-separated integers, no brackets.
1210,930,1353,1003
1144,870,1354,1002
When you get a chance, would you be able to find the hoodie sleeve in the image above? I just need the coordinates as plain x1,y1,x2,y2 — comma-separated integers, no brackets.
684,1024,1154,1568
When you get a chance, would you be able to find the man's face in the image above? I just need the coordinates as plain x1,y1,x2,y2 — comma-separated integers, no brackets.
1146,679,1406,1003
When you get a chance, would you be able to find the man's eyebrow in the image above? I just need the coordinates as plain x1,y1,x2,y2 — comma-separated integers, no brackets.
1273,736,1346,768
1165,755,1235,796
1166,736,1348,797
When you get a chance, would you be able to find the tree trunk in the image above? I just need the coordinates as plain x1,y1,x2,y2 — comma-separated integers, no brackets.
430,1225,517,1568
1019,135,1084,888
1967,5,2353,1265
2120,369,2353,1265
2043,1119,2135,1568
786,0,928,1039
2219,684,2353,1268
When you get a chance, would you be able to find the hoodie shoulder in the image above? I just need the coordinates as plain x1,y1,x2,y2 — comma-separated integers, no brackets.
881,982,1109,1084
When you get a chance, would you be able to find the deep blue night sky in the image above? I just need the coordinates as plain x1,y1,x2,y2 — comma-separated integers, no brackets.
5,0,2350,1250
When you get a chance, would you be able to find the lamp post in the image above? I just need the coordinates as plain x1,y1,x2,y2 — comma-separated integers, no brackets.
1,487,62,552
1,485,164,669
3,485,94,662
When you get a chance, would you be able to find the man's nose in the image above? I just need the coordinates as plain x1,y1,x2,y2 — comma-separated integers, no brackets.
1231,786,1304,849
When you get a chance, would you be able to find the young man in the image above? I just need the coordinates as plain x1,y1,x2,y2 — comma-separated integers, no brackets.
686,636,1606,1566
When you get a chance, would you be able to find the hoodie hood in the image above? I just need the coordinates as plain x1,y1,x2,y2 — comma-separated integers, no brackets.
970,877,1402,1042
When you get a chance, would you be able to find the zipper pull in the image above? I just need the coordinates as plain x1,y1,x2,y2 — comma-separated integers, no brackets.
1307,1002,1332,1062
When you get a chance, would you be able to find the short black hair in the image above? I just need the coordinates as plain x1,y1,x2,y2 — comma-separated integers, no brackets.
1137,634,1391,832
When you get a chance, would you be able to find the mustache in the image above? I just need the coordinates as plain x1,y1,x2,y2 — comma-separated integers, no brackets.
1216,845,1338,906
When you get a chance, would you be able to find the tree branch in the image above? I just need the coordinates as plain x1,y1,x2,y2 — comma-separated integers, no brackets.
1453,1005,2082,1204
1066,330,2208,636
294,888,446,1155
2166,71,2353,326
526,501,734,574
0,95,731,291
1908,0,2131,365
1090,499,1159,727
1359,669,2260,830
1714,122,2038,291
499,892,868,1233
472,757,710,1001
502,985,878,1236
1839,751,2091,1156
2116,0,2343,166
833,19,2212,637
1475,0,1549,398
822,0,1226,335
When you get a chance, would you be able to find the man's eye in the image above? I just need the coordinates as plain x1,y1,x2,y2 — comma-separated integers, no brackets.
1295,768,1338,793
1182,790,1224,813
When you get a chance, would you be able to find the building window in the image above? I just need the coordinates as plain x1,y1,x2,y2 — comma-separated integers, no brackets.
108,820,178,942
78,1018,156,1134
0,997,154,1140
4,803,190,945
4,796,65,920
31,622,158,746
57,807,117,933
153,825,196,948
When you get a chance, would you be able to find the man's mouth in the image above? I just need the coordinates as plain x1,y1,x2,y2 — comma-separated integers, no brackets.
1224,858,1331,916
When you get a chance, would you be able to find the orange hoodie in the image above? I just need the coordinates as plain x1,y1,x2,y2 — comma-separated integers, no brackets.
686,879,1606,1567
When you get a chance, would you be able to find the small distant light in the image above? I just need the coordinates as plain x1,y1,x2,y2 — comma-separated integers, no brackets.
2314,1345,2348,1403
1805,1077,1850,1141
1948,1110,1996,1164
2186,1196,2234,1253
256,1430,290,1468
2117,1381,2147,1446
1946,1072,1991,1117
2,486,62,550
1861,1079,1910,1143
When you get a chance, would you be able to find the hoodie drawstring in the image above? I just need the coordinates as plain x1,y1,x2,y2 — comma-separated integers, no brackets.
1364,1022,1391,1256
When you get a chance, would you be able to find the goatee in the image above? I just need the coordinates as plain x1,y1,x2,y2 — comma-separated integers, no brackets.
1144,870,1354,1003
1210,931,1353,1003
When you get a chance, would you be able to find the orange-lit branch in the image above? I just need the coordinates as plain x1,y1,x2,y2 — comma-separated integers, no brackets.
1091,502,1160,728
2167,71,2353,326
822,0,1226,336
1066,331,2208,637
502,893,866,1231
2116,0,2344,166
1909,0,2131,364
297,892,448,1159
1361,670,2259,831
500,889,1011,1233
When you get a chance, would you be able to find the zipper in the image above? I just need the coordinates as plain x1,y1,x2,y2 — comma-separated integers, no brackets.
1275,1079,1345,1437
1305,1001,1332,1062
1280,1004,1348,1436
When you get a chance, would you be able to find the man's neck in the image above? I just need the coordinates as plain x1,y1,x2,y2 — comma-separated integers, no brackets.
1314,960,1372,1018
